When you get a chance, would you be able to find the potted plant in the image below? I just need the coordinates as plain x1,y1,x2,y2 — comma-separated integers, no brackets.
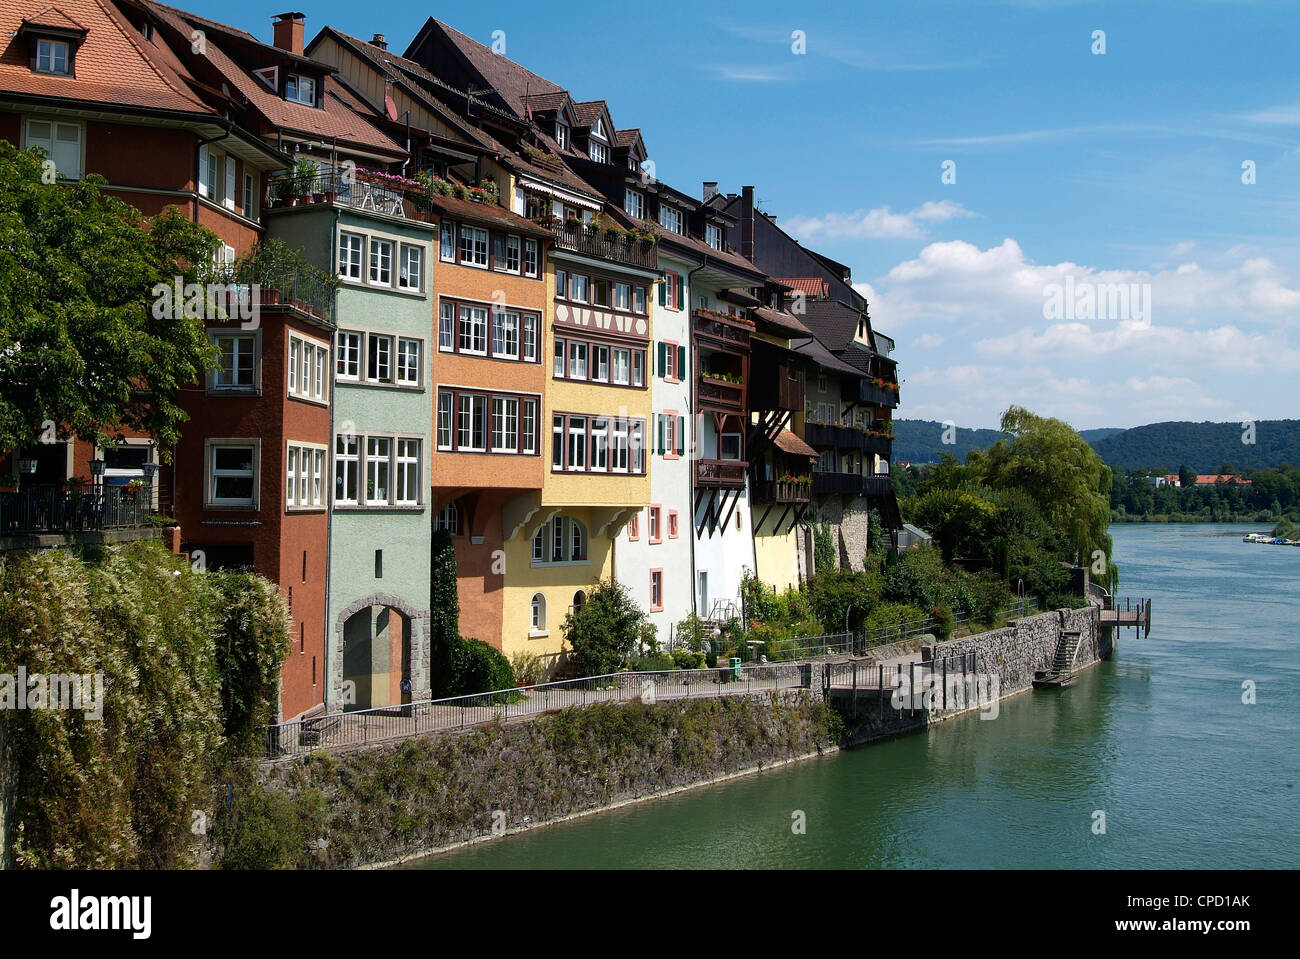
292,157,319,203
272,175,295,208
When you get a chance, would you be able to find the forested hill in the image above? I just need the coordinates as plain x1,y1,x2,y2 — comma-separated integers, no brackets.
1089,420,1300,472
893,418,1300,472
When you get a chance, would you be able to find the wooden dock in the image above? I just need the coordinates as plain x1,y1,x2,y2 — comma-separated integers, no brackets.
1098,597,1152,638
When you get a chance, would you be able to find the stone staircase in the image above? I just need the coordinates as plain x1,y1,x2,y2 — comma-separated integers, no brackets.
1033,629,1082,689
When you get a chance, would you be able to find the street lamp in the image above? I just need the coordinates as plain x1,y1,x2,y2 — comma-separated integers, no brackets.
143,461,158,482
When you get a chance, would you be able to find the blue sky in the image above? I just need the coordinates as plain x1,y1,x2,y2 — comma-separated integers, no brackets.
201,0,1300,430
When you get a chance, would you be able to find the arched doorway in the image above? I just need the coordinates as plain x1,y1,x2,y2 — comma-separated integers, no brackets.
340,603,412,711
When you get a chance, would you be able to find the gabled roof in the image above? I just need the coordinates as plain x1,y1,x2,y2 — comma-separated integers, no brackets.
572,99,607,128
774,277,829,299
0,0,214,116
521,90,570,115
424,193,552,238
615,128,641,148
792,335,862,379
23,6,88,32
752,306,814,340
137,2,405,160
775,430,818,459
800,298,864,351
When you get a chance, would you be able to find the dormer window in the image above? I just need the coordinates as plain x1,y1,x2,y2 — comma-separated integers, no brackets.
705,223,723,250
36,39,70,74
286,74,316,106
592,116,605,138
589,141,608,164
658,204,682,235
555,123,569,150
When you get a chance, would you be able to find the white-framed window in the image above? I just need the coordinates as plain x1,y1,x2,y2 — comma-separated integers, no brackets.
437,392,453,450
522,399,537,455
531,516,589,566
336,331,361,380
612,420,629,473
591,418,609,472
285,74,316,106
592,345,609,383
494,234,521,274
592,279,610,308
399,244,423,291
366,437,391,505
523,315,539,363
720,432,743,461
571,274,589,303
286,443,326,508
649,506,661,542
633,351,645,387
491,396,519,452
567,416,587,471
396,338,421,387
338,232,363,280
705,223,723,250
438,302,455,352
589,141,608,164
615,283,631,312
634,286,647,314
211,332,258,390
369,238,392,286
459,305,488,355
223,156,237,211
556,269,567,298
289,334,329,401
35,39,70,75
658,204,682,234
25,119,82,180
440,221,456,262
524,239,539,277
624,189,645,220
552,415,564,469
553,337,566,378
434,501,459,534
530,592,546,634
650,570,663,609
568,341,587,380
367,333,393,383
395,439,421,505
334,435,359,504
207,441,258,507
492,311,520,360
613,348,631,386
243,172,256,219
457,394,488,451
459,226,488,267
555,123,569,150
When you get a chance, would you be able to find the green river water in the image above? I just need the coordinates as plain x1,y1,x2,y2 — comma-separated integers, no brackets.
408,523,1299,869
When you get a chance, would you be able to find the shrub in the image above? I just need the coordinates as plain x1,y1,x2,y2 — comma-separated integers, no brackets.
629,652,675,672
812,522,836,573
509,650,546,686
968,571,1014,626
862,602,927,637
932,603,955,641
673,611,708,653
807,568,874,633
671,649,706,670
445,638,515,696
561,579,648,675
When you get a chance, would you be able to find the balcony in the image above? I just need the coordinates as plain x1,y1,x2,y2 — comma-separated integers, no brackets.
756,478,812,504
860,381,900,408
695,459,748,488
697,373,745,413
540,218,659,269
804,422,862,450
693,308,752,351
1,484,155,543
811,473,892,497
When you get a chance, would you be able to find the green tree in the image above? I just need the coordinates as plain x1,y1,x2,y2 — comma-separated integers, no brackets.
429,528,459,696
561,579,648,675
0,140,220,453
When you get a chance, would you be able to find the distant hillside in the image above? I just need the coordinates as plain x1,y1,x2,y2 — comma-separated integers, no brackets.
892,418,1300,472
1089,420,1300,472
893,420,1008,464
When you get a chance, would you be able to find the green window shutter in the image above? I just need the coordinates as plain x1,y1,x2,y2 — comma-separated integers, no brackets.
677,415,685,455
657,342,667,377
675,273,684,310
657,415,665,455
677,345,686,379
658,277,666,307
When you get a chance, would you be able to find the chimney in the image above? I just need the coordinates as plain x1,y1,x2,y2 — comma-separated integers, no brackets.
740,185,755,263
702,181,718,201
370,33,387,51
272,12,305,56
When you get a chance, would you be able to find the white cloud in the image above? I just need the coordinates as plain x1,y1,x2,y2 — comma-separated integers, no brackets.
784,200,974,242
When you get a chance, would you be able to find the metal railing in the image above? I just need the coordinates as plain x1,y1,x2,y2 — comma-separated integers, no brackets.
0,484,154,535
539,218,659,269
265,662,816,758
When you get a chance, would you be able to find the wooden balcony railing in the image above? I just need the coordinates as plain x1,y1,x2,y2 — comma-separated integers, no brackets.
756,479,812,504
811,473,892,497
859,382,900,408
697,374,746,412
693,309,752,350
695,459,748,488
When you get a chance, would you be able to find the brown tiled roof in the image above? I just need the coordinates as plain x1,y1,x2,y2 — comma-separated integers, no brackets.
752,306,813,339
774,277,829,299
793,336,862,378
25,6,87,31
425,193,552,239
140,2,405,159
775,429,818,459
800,299,866,351
416,18,564,119
521,90,570,114
615,128,640,147
571,99,605,127
0,0,214,115
638,220,766,279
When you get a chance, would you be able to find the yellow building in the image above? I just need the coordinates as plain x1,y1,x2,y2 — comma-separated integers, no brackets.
500,224,659,668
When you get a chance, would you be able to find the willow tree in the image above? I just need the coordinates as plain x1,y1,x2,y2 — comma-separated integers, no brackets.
973,407,1114,573
0,140,219,453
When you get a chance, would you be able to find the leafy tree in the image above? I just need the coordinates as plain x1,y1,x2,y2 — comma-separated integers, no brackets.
0,140,220,453
806,568,876,633
561,579,648,674
429,528,459,696
1179,464,1196,489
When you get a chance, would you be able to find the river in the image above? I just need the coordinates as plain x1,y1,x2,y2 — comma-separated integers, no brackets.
407,524,1300,869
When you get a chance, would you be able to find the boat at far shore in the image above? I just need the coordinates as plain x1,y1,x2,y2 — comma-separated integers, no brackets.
1243,532,1300,546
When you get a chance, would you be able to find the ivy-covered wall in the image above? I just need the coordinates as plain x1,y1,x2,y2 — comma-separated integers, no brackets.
214,692,843,869
0,541,289,869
